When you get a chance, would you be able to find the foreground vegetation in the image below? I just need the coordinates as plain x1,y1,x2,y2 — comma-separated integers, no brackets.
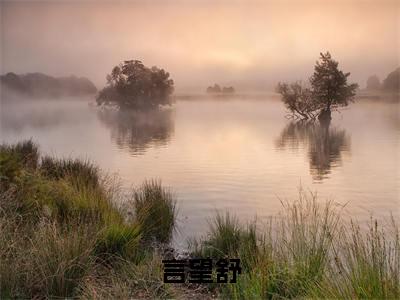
1,140,398,299
193,194,399,299
0,140,176,298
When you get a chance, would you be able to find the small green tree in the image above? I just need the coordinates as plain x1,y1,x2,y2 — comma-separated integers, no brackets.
277,52,358,122
96,60,174,110
310,52,358,117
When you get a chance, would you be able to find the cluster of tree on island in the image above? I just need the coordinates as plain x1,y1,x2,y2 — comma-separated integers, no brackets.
206,84,235,94
0,72,97,98
96,60,174,110
365,68,399,91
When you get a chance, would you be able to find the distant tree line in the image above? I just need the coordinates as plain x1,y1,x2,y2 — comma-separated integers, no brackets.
206,84,235,94
0,72,97,98
277,52,358,122
366,68,400,91
96,60,174,110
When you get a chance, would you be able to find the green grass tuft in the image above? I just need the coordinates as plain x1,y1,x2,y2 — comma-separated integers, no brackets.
193,213,258,271
40,156,100,188
0,140,39,189
132,180,177,244
95,223,142,261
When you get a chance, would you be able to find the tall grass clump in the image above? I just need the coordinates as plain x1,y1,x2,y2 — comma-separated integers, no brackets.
21,223,96,298
191,213,258,270
310,217,400,299
9,164,122,226
94,223,142,262
2,139,39,169
0,140,39,189
78,253,172,299
40,155,100,188
0,140,176,299
132,180,177,244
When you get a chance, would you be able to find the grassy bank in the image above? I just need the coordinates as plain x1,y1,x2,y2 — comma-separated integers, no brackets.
0,140,176,298
1,140,398,299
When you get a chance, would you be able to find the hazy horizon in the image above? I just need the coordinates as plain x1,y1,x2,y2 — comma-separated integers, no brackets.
1,0,399,92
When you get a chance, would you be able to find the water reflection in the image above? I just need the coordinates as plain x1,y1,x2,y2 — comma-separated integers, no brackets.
97,108,174,155
277,122,351,181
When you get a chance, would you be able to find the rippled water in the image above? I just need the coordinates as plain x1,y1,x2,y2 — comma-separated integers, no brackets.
1,96,399,245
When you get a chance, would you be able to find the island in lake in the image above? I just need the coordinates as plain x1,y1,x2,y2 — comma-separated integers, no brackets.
206,83,235,94
0,72,97,99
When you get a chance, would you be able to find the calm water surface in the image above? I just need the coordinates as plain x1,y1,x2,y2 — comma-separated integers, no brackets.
1,97,399,246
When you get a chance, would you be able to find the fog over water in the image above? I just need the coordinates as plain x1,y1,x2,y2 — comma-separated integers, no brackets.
1,0,399,92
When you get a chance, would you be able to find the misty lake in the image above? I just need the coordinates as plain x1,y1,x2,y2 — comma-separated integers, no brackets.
1,97,399,246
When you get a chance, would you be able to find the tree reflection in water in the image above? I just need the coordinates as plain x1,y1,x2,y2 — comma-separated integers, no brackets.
276,121,350,181
97,108,174,155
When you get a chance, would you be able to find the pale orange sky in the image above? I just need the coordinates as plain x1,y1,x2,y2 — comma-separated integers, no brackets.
1,0,399,91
